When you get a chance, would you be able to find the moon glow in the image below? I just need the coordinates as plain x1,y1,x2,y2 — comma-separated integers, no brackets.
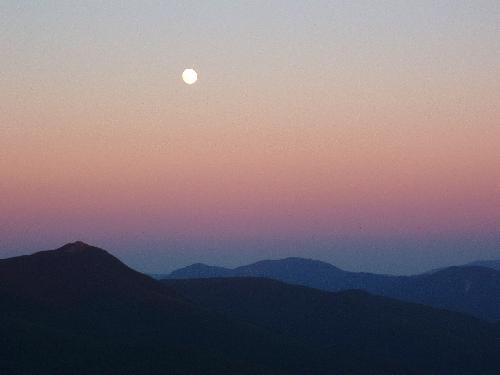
182,69,198,85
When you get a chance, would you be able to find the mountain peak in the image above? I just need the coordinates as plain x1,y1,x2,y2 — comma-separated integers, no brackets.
236,257,344,274
0,241,175,305
57,241,95,253
48,241,115,260
168,262,233,279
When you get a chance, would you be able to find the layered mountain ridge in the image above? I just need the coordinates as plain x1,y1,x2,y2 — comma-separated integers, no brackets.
165,256,500,321
1,242,500,374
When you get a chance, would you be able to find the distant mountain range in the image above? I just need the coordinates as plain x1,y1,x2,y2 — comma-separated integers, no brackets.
165,257,500,321
1,242,500,374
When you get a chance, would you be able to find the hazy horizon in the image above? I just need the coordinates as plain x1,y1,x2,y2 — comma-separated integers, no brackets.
2,234,499,275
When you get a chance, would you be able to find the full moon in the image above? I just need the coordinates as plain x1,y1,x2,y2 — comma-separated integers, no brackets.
182,68,198,85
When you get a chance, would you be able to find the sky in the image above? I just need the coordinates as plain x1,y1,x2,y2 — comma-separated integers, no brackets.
1,1,499,275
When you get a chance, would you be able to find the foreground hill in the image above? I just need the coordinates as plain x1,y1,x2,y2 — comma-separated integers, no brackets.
165,277,500,375
0,242,378,375
166,257,500,321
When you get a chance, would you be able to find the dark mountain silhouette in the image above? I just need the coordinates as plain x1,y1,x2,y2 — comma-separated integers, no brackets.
0,242,382,375
0,241,179,305
165,257,500,321
466,259,500,271
2,242,500,374
164,277,500,375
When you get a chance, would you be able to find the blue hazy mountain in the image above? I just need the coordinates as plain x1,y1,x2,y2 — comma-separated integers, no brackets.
165,257,500,321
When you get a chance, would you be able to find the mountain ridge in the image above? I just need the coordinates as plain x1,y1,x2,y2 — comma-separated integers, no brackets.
1,242,364,374
466,259,500,271
3,242,500,374
165,256,500,321
164,276,500,375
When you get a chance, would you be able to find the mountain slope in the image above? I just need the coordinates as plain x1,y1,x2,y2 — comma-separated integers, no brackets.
466,259,500,271
165,257,500,321
0,242,376,375
377,266,500,321
164,277,500,375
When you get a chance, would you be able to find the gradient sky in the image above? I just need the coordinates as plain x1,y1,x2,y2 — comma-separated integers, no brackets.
1,1,499,274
